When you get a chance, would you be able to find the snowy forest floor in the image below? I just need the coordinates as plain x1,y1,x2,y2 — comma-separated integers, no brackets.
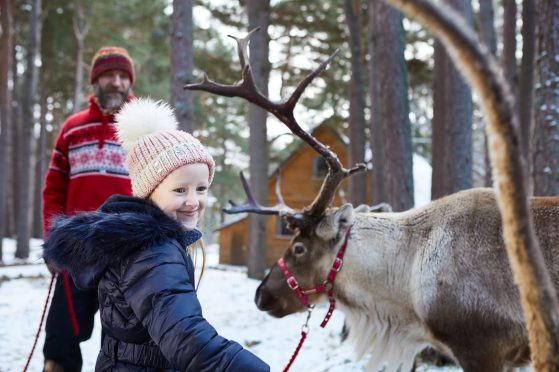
0,238,494,371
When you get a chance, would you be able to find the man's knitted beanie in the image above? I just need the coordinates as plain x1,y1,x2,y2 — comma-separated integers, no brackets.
90,46,135,84
115,98,215,198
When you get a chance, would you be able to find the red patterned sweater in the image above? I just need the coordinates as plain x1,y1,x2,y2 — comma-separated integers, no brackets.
42,96,133,235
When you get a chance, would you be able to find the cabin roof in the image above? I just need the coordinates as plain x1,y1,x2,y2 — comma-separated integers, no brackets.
214,216,247,232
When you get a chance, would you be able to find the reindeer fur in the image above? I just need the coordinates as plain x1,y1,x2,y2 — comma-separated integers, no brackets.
256,188,559,371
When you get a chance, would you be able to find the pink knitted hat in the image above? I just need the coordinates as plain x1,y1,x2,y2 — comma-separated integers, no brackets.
115,98,215,198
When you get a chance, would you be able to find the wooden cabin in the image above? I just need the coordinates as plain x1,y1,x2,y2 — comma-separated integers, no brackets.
216,124,373,267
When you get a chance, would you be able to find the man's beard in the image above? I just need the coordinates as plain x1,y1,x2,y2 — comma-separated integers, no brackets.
94,84,130,111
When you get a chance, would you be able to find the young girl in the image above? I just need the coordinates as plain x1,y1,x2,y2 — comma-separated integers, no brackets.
43,98,269,371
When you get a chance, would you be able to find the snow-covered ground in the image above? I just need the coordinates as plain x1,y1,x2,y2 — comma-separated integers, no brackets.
0,238,465,372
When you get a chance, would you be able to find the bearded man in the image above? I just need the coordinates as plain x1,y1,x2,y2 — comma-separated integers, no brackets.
42,46,135,372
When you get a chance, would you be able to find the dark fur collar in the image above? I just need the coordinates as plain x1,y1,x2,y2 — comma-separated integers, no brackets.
43,195,202,289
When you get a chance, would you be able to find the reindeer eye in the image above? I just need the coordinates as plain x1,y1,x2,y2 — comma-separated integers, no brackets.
293,243,306,256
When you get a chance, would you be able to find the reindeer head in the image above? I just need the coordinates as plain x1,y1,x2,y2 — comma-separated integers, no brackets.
185,29,365,316
256,204,354,317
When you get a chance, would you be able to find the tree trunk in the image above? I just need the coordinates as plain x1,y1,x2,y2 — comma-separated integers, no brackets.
518,0,536,176
501,0,517,87
478,0,496,55
343,0,367,205
375,1,413,211
247,0,270,279
16,0,42,259
431,0,473,200
478,0,496,187
431,41,447,197
72,0,86,113
531,0,559,196
368,0,386,204
32,93,48,238
8,43,19,239
218,151,227,225
0,0,13,260
171,0,194,133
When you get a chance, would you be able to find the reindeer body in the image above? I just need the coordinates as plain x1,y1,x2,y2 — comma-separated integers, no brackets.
256,188,559,371
342,187,543,370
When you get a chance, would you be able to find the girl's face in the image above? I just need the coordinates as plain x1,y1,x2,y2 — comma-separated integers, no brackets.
150,163,209,231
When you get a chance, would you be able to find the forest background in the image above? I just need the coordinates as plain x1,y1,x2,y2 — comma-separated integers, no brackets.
0,0,557,280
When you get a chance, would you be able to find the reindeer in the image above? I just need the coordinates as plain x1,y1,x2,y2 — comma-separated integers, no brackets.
185,1,559,370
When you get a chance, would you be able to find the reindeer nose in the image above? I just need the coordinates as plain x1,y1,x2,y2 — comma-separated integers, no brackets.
255,280,276,311
254,282,268,310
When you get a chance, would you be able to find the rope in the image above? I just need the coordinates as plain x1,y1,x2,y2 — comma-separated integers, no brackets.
283,307,313,372
61,271,80,335
283,329,308,372
22,273,56,372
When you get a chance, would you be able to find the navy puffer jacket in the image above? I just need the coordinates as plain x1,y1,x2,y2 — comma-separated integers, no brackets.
43,195,269,372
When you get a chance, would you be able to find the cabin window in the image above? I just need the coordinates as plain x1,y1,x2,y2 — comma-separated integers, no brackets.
276,217,292,238
312,156,328,179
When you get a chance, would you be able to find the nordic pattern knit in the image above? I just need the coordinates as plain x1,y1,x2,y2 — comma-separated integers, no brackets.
42,95,134,235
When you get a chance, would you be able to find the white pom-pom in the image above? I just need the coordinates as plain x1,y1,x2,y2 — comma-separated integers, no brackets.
115,97,178,152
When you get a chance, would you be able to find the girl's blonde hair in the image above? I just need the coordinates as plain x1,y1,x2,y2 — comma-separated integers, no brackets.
187,239,206,292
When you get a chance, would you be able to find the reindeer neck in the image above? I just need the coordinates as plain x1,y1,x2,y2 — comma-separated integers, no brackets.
332,211,431,369
337,212,421,311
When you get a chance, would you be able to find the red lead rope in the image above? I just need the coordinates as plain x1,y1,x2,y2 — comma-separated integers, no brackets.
282,308,312,372
23,273,56,372
62,271,81,336
278,225,353,371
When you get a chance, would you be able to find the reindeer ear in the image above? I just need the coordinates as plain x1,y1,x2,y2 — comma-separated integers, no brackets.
316,203,354,241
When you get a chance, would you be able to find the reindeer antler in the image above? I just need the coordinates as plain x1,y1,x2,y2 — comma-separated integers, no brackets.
225,171,296,216
185,29,367,227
